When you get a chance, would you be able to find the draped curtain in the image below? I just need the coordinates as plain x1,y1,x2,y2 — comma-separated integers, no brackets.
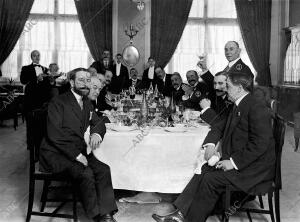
235,0,272,86
151,0,193,68
0,0,34,76
75,0,112,61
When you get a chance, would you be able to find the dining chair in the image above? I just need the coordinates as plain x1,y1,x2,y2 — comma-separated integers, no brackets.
222,114,285,222
26,108,78,222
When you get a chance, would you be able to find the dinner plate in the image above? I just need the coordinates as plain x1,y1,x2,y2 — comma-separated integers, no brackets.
164,127,187,133
110,125,137,132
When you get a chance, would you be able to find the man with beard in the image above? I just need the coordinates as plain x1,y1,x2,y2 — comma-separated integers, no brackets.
182,70,211,111
199,71,231,125
153,66,173,97
128,68,142,89
170,73,185,105
90,49,113,74
97,71,114,111
40,68,118,222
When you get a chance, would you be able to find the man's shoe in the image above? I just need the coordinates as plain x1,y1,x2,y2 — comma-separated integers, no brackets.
152,210,185,222
100,214,117,222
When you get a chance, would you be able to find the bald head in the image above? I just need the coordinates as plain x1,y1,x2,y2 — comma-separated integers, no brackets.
224,41,241,62
31,50,40,64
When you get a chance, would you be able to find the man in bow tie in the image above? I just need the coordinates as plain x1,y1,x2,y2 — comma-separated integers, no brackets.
90,49,113,74
152,71,275,222
110,53,129,94
20,50,52,147
141,57,156,90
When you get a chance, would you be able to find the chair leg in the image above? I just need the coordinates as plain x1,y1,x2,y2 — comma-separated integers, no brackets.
40,180,51,212
275,189,280,222
223,187,231,222
268,192,275,222
72,189,78,222
26,177,35,222
258,195,264,209
246,210,252,222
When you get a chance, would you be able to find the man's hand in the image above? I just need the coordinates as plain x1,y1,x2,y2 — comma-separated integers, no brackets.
90,134,102,150
197,57,208,71
203,144,216,161
216,160,234,171
199,98,211,109
182,84,193,97
76,155,88,166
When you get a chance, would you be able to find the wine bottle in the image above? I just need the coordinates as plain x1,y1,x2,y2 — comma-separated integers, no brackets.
169,93,176,114
141,90,149,120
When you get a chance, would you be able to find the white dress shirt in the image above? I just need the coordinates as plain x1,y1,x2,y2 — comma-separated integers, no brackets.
33,63,43,76
148,66,154,80
116,63,121,76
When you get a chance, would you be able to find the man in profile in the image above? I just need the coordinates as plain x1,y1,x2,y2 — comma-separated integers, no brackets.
40,68,118,222
152,72,275,222
199,71,231,124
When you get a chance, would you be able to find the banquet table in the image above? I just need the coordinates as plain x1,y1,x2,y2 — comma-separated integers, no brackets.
93,125,210,193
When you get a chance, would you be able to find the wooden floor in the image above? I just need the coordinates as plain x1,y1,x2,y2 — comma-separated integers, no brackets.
0,118,300,222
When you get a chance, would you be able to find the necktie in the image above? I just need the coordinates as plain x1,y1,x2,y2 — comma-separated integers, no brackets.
78,98,83,110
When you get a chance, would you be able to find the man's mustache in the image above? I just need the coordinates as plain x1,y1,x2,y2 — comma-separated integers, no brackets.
215,89,224,93
79,87,89,90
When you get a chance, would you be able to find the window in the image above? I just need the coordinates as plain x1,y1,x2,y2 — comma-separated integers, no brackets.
165,0,255,80
1,0,93,80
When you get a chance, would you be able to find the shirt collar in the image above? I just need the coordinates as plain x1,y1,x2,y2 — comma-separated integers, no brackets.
228,57,240,68
71,89,82,102
235,92,248,106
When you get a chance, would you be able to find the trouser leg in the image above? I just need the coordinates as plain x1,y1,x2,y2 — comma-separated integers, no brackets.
185,170,231,222
88,153,118,215
174,164,215,215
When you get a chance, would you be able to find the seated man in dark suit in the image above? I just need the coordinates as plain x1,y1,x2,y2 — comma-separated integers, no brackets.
199,71,231,125
110,53,129,94
153,66,173,97
141,57,156,90
97,71,114,111
40,68,118,222
128,68,142,89
152,72,275,222
182,70,211,111
171,72,185,105
90,49,113,74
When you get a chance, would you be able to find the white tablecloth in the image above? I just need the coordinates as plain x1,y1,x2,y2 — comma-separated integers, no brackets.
93,126,210,193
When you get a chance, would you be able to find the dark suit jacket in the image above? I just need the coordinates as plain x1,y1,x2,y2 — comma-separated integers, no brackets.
110,63,129,94
140,67,157,89
152,74,173,97
40,91,106,170
226,59,254,78
128,79,142,89
200,95,231,125
90,60,113,74
172,84,186,105
97,86,113,111
203,94,275,193
20,63,51,112
182,82,211,111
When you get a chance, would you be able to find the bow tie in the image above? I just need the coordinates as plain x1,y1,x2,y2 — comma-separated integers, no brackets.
33,64,42,67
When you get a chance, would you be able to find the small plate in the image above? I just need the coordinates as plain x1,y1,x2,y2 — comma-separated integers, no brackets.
164,127,187,133
110,125,137,132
